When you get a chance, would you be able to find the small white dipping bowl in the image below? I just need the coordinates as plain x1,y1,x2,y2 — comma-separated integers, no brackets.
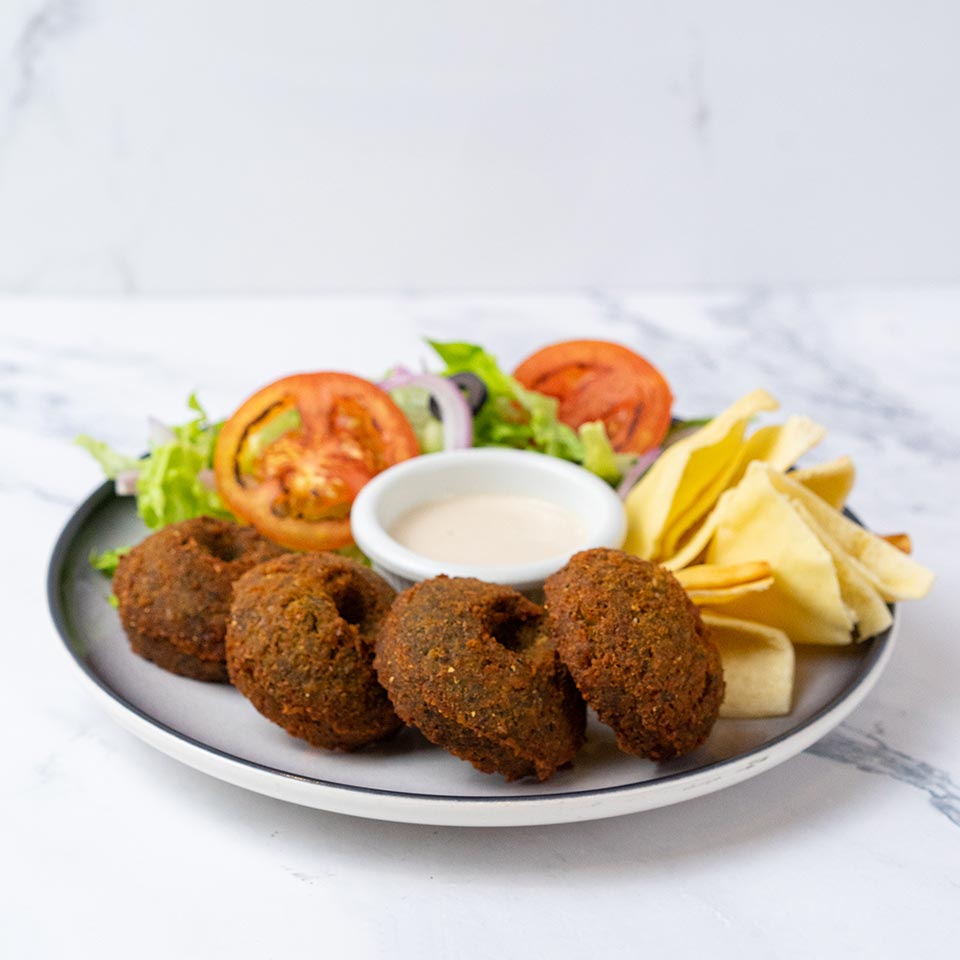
351,448,627,594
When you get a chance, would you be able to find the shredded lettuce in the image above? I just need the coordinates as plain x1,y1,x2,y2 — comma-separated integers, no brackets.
336,544,373,567
427,340,585,463
74,436,140,479
76,393,234,544
89,546,130,576
89,546,128,604
136,394,233,529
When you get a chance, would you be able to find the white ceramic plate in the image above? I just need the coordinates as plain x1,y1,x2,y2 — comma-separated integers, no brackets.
47,483,896,827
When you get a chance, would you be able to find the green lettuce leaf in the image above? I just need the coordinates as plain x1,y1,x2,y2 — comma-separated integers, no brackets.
74,436,140,479
335,544,373,568
76,393,234,536
89,546,130,576
136,394,233,529
427,340,584,463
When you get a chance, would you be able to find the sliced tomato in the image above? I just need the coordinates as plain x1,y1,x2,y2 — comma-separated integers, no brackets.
214,373,419,550
513,340,673,454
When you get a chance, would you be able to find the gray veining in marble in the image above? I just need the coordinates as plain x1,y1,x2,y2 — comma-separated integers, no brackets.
8,0,85,112
810,722,960,828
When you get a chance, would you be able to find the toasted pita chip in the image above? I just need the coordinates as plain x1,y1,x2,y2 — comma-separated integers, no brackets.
704,466,855,645
657,444,750,559
686,577,775,606
624,389,779,559
661,483,742,572
790,456,856,510
738,415,827,473
791,500,893,641
881,533,912,555
674,561,773,591
761,464,934,601
702,612,795,718
658,415,826,558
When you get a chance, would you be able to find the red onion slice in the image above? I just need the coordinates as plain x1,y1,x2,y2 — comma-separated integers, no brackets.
115,470,140,496
377,365,417,391
616,447,661,500
379,367,473,450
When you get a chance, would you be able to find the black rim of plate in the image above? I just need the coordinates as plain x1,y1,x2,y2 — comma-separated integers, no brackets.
47,480,894,807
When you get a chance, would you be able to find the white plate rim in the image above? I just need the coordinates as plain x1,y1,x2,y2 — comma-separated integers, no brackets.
48,481,897,827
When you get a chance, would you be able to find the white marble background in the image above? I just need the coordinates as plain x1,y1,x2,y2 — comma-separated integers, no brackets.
3,293,959,958
0,1,959,292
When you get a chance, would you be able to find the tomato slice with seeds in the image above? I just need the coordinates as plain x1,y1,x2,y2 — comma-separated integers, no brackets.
513,340,673,454
214,373,419,550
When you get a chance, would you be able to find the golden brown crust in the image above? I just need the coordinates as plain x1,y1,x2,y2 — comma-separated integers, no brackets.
545,548,724,761
374,576,586,782
125,627,230,683
113,516,286,682
226,552,402,750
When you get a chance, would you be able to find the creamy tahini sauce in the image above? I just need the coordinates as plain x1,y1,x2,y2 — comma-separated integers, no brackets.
389,493,586,566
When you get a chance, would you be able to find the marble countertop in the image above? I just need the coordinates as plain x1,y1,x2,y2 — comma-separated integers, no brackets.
4,290,959,958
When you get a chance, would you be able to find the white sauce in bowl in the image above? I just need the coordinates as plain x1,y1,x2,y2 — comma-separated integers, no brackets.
389,493,587,566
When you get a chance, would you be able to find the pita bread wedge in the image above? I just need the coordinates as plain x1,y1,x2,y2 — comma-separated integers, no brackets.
761,465,935,602
702,612,795,718
660,492,728,571
687,577,773,607
623,389,778,559
674,561,772,591
790,456,856,510
659,414,826,558
703,466,856,645
686,577,775,606
738,415,827,473
791,500,892,641
676,561,775,606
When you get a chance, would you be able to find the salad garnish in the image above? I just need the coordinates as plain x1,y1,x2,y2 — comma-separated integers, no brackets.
78,393,232,547
77,338,677,561
379,366,474,451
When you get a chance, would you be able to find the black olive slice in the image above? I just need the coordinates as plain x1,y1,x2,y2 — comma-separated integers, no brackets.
429,372,488,420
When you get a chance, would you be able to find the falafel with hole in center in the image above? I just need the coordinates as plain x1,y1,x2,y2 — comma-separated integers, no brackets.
113,516,287,682
226,552,402,751
374,576,586,782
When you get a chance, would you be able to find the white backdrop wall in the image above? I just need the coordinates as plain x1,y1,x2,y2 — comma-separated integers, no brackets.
0,0,958,294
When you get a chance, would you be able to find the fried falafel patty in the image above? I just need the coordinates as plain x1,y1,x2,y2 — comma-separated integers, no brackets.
226,553,402,751
545,548,724,761
113,516,286,682
374,576,586,782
